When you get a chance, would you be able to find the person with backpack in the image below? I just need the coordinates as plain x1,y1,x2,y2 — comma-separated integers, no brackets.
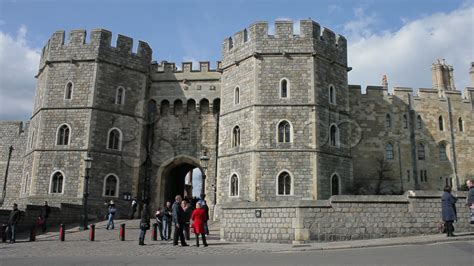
106,200,116,230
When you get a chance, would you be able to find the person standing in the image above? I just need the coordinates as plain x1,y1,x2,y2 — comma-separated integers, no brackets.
106,200,116,230
198,194,210,235
139,203,150,246
182,200,192,241
172,195,188,247
7,203,21,244
162,201,172,240
130,199,138,219
155,207,164,240
441,186,457,237
466,179,474,224
191,202,208,247
40,201,51,232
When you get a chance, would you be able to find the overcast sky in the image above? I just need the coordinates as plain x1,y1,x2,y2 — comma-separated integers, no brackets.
0,0,473,120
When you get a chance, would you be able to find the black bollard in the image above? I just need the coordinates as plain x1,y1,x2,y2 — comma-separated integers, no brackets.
89,224,95,241
29,225,36,242
119,223,125,241
59,224,65,241
1,224,7,243
152,223,158,241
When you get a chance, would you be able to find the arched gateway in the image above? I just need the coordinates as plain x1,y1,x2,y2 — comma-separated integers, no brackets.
153,155,205,209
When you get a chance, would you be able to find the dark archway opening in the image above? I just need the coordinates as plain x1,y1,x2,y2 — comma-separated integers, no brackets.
163,163,202,203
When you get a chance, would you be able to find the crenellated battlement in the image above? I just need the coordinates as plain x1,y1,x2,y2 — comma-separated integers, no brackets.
38,29,152,74
152,60,221,73
221,20,347,68
349,84,472,103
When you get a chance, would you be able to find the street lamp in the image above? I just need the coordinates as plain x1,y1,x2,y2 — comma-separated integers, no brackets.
200,150,210,196
0,146,14,206
80,152,93,230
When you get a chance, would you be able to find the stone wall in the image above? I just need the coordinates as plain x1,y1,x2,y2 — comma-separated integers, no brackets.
220,191,471,243
0,203,81,232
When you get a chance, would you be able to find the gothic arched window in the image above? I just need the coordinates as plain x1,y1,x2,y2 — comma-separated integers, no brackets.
439,116,444,131
232,126,240,147
403,114,408,128
329,85,336,104
458,117,464,132
115,87,125,105
65,82,73,100
278,120,291,143
280,79,289,98
417,142,425,160
277,171,292,195
107,128,122,150
385,114,392,128
386,143,394,160
57,124,70,145
331,174,340,196
104,174,119,197
439,143,447,161
230,174,239,197
50,171,64,194
330,124,339,147
234,87,240,105
416,115,422,129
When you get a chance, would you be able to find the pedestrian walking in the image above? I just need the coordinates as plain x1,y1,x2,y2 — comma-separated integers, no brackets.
441,186,457,237
172,195,188,247
7,203,21,244
162,201,172,240
182,200,192,240
466,179,474,224
198,194,210,235
105,200,116,230
130,199,138,219
191,202,208,247
139,203,150,246
40,201,51,232
155,207,164,240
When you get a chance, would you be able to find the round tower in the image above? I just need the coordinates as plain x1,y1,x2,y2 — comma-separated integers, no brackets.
26,29,152,216
217,20,351,202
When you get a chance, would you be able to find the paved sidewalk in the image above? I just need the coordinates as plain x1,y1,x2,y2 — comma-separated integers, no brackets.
1,218,473,258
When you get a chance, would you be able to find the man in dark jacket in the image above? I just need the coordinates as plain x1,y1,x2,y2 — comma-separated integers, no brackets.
40,201,51,232
7,203,21,243
466,179,474,224
172,195,188,247
138,203,150,246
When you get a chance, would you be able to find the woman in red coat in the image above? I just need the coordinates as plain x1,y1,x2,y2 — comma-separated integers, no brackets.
191,202,208,247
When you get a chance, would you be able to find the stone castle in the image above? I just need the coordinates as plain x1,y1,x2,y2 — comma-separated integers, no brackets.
0,20,473,219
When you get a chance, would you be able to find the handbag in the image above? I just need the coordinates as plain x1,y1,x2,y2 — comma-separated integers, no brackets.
140,222,150,230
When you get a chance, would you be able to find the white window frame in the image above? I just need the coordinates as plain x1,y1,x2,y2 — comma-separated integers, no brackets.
229,172,240,198
276,119,293,143
64,81,74,100
49,170,66,194
55,123,72,146
102,173,120,198
23,173,30,195
279,78,290,99
107,127,123,151
276,169,294,196
115,86,126,105
330,173,341,196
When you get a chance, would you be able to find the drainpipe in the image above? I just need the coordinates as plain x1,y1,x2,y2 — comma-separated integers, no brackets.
447,98,459,189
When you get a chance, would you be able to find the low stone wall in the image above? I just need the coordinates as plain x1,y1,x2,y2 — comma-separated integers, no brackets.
220,191,471,243
0,203,82,232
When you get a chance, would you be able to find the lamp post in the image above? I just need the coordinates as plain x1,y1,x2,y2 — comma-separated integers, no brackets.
0,146,14,206
80,152,93,231
200,150,210,196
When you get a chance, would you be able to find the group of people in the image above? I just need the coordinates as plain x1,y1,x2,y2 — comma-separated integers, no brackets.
138,194,210,247
441,179,474,237
5,201,50,244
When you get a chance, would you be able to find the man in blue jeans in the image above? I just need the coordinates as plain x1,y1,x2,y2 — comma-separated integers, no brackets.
162,201,172,240
106,200,116,230
7,203,21,244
